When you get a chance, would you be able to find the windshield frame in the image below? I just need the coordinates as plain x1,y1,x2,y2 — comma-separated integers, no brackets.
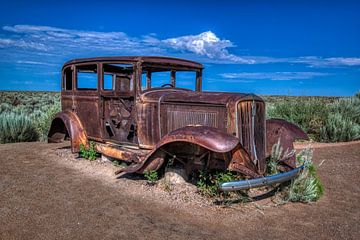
138,64,202,93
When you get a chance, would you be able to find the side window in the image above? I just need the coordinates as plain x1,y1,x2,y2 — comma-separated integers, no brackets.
141,73,147,90
76,65,98,90
103,74,114,90
63,67,73,91
103,64,134,92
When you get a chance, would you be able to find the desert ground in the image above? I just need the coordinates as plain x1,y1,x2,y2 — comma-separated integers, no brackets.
0,141,359,240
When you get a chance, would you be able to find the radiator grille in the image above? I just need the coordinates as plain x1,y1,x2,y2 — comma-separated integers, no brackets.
166,110,218,133
238,101,265,163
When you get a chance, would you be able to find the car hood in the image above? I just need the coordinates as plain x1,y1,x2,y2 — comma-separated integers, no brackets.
139,88,263,105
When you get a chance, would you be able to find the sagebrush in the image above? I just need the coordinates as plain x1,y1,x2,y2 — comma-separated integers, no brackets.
0,91,60,142
268,91,360,142
268,141,324,202
285,147,324,202
0,112,38,143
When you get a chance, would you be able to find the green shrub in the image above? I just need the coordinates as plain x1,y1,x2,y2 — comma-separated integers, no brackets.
0,112,38,143
355,90,360,99
266,138,295,175
144,170,158,184
267,99,328,141
319,113,360,142
285,147,324,202
34,102,61,141
196,170,239,197
79,141,98,161
329,96,360,125
268,93,360,142
0,103,12,113
265,142,324,203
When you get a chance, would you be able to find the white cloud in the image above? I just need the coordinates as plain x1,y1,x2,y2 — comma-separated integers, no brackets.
1,24,162,54
220,72,330,81
16,60,57,66
0,37,48,50
1,24,359,68
291,56,360,67
163,31,255,64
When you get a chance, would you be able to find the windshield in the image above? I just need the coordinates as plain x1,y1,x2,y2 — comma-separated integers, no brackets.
141,68,199,91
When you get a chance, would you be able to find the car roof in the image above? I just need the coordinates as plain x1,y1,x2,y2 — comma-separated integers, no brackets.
63,56,203,69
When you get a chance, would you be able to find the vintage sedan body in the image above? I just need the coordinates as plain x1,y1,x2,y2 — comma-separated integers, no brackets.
48,56,308,181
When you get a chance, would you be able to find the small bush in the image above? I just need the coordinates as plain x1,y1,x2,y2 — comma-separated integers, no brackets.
0,103,12,113
265,142,324,203
79,141,98,160
197,170,240,197
34,102,61,141
319,113,360,142
355,90,360,99
144,170,158,184
285,147,324,202
0,112,38,143
266,138,295,175
329,96,360,125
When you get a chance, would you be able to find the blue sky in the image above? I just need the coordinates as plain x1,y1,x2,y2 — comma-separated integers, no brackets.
0,0,359,96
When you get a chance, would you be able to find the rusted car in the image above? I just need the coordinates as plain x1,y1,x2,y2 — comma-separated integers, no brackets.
48,56,308,190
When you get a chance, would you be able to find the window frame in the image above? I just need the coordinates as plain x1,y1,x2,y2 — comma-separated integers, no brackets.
62,65,74,92
139,65,202,92
100,62,135,96
75,63,99,92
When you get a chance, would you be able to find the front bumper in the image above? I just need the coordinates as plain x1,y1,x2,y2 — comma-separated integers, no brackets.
220,165,304,192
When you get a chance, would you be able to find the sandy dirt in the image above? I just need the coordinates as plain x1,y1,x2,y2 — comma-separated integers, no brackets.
0,141,359,240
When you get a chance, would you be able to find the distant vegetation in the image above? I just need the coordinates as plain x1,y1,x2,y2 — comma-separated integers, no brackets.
0,91,359,144
267,91,360,142
0,91,60,143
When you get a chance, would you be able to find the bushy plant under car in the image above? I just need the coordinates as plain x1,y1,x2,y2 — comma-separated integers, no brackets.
79,141,99,161
269,141,324,202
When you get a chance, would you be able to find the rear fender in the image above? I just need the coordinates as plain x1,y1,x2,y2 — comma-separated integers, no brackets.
266,118,309,168
121,126,260,177
48,111,88,152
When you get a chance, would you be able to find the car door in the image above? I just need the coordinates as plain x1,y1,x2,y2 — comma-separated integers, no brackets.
73,63,102,139
99,63,137,144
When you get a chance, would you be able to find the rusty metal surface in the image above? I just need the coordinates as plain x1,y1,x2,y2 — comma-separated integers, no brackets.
266,118,309,168
94,143,147,163
63,56,203,70
238,100,266,173
139,89,262,105
149,126,240,153
48,110,88,152
117,126,260,177
49,56,308,179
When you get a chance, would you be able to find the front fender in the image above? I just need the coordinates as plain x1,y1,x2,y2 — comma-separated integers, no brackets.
48,110,88,152
153,125,240,153
119,126,260,177
266,118,309,168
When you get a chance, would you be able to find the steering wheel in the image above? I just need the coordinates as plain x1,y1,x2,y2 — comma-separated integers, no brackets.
161,83,174,88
